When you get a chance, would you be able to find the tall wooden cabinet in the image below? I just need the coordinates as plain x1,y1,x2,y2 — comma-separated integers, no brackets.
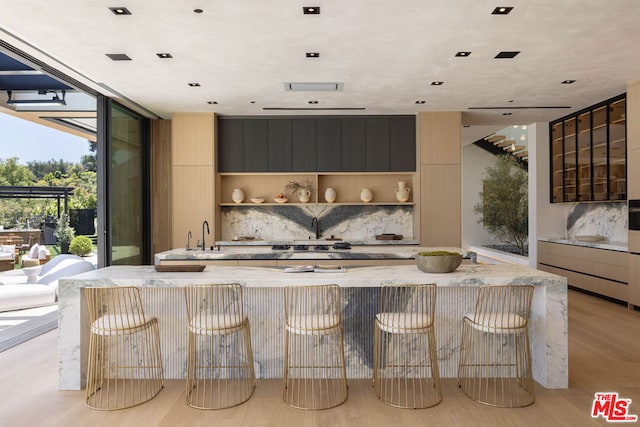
550,94,626,203
171,113,217,248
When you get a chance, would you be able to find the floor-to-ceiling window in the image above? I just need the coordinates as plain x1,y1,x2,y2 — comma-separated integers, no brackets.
97,96,150,266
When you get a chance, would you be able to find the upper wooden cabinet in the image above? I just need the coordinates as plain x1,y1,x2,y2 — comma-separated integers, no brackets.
217,116,416,173
550,94,626,203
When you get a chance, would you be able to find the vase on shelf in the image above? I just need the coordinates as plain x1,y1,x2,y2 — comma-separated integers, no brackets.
395,181,411,202
298,189,311,203
231,188,245,203
360,188,373,203
325,187,336,203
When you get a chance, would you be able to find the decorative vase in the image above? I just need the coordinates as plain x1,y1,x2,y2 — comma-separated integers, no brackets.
325,187,336,203
395,181,411,202
360,188,373,203
231,188,245,203
298,189,311,203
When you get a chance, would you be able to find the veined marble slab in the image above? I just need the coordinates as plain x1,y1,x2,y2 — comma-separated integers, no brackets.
58,264,567,391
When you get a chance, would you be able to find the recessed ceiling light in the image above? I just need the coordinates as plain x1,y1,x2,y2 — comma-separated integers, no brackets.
495,51,520,59
455,51,471,57
193,8,203,13
306,52,320,58
207,101,218,105
431,81,444,86
415,100,426,104
463,125,471,128
502,112,513,116
308,100,319,104
492,6,513,15
188,82,201,87
303,6,320,14
156,53,173,59
250,101,256,104
561,80,576,84
106,53,131,61
109,7,131,15
508,99,514,103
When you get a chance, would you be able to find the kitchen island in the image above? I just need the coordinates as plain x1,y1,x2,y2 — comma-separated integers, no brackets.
58,263,567,390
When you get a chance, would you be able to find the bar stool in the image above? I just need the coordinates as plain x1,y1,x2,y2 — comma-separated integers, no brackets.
283,284,347,410
85,286,164,410
184,284,255,409
457,285,535,407
373,283,441,408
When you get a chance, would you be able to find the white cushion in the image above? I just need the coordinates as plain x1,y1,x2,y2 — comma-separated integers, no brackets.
0,245,15,254
376,312,433,333
286,314,339,335
91,314,150,335
28,244,39,259
465,312,527,333
189,314,245,335
0,253,14,261
38,247,49,260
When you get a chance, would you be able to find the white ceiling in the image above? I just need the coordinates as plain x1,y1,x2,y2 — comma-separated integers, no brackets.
1,0,639,144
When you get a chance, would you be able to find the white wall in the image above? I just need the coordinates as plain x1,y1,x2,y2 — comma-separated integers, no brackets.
461,144,500,250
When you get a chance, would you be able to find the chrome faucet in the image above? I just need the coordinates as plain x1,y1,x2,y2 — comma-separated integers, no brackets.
311,217,320,239
186,231,192,250
201,220,210,250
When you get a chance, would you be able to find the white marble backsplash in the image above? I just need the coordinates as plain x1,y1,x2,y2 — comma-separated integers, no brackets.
221,205,413,241
566,202,627,242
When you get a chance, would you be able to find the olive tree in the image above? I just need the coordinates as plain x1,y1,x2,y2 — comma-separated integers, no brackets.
474,155,528,255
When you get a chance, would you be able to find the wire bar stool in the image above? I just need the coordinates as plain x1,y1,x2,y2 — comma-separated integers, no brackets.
184,284,256,409
373,283,441,408
283,284,347,410
85,286,164,410
457,285,535,407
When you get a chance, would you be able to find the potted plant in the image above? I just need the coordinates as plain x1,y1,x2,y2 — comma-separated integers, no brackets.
415,250,462,273
55,213,75,254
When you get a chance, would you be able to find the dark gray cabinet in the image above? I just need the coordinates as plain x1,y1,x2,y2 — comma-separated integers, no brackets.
292,119,316,171
267,119,292,172
243,120,268,171
340,118,366,171
365,118,390,171
316,118,341,172
218,116,415,173
217,119,243,172
390,117,416,171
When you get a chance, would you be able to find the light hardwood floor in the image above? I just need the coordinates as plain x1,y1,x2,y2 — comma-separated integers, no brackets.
1,289,638,426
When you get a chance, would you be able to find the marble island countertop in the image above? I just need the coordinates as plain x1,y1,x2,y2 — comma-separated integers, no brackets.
539,237,627,252
58,263,567,390
214,239,420,246
155,245,466,263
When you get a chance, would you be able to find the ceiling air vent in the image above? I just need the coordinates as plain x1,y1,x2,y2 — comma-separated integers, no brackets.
284,82,344,91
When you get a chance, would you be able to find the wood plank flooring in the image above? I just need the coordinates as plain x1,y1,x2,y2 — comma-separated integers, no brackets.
1,289,638,426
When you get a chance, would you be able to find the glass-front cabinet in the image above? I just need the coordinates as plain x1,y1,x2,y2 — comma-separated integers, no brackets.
550,94,626,203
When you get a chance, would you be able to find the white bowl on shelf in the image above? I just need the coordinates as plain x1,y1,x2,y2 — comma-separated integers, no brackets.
274,197,288,204
251,198,265,204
